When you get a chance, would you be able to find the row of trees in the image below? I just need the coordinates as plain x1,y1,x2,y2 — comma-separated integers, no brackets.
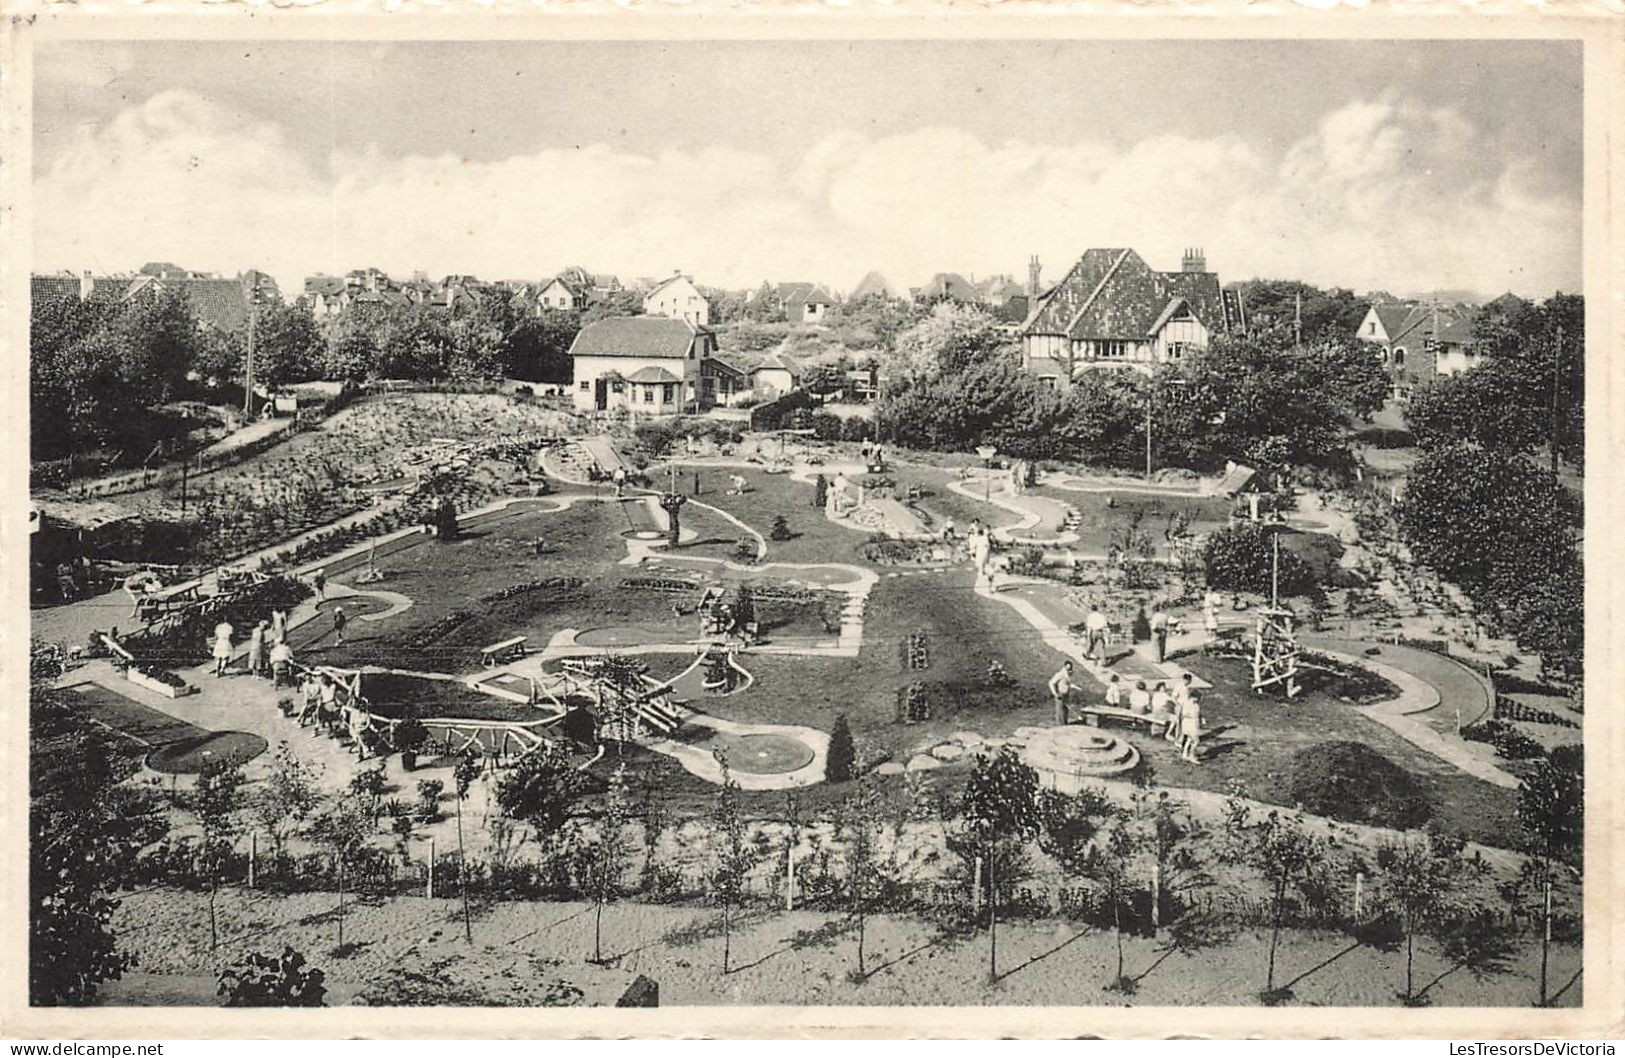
30,287,584,464
1397,294,1584,679
875,302,1389,480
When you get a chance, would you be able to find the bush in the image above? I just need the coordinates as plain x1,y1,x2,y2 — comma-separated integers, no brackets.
1203,522,1317,598
1462,720,1547,762
1287,742,1431,830
769,515,792,541
218,947,327,1007
825,714,857,783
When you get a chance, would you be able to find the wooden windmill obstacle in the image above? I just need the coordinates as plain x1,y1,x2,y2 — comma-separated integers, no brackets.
1251,528,1303,698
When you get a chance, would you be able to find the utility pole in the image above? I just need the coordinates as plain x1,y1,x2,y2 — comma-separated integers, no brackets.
1293,291,1302,348
1550,322,1564,474
1145,388,1154,480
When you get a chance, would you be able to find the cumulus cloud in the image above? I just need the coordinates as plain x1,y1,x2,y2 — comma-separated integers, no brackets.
34,89,1580,299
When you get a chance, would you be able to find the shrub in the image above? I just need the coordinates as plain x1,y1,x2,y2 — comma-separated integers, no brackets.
1286,742,1431,829
769,515,792,541
826,714,857,783
1203,521,1317,598
1462,720,1547,761
415,779,445,822
218,947,327,1007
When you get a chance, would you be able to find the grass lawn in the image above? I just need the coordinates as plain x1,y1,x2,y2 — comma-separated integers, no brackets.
1025,484,1231,557
311,499,838,673
667,463,877,566
658,568,1066,764
1141,652,1521,848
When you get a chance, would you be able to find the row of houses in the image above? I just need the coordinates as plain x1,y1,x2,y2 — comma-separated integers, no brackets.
31,263,281,333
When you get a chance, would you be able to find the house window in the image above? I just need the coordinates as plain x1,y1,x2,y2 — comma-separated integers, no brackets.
1393,348,1406,367
1167,342,1192,360
579,380,590,392
1368,322,1377,335
1038,375,1058,390
611,381,624,394
663,383,675,403
643,386,655,404
1094,340,1126,358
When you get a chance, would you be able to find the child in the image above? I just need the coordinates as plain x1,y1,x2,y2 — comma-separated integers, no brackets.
333,606,348,646
298,674,322,726
1104,673,1123,709
211,620,234,678
1149,681,1173,734
269,638,293,688
1128,679,1151,716
1179,690,1203,764
312,568,328,601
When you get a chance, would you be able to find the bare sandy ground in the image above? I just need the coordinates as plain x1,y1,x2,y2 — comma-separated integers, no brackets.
105,887,1579,1009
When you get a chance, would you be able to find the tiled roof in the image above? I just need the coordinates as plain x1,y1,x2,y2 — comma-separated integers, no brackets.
703,355,749,377
304,275,346,297
1372,303,1413,339
126,276,251,331
569,316,705,359
1024,249,1229,341
645,274,695,300
624,366,683,384
776,282,815,303
753,352,802,375
31,274,83,303
921,273,978,302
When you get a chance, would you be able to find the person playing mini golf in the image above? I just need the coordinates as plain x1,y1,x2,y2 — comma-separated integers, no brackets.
333,605,348,646
1150,604,1169,663
1048,661,1075,725
1084,604,1109,662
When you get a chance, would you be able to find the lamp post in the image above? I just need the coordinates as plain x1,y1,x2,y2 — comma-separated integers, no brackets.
660,463,687,549
976,446,998,504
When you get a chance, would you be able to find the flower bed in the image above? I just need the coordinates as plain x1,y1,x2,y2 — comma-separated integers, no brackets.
618,576,702,595
1492,696,1579,728
901,631,930,671
125,662,194,699
479,576,585,604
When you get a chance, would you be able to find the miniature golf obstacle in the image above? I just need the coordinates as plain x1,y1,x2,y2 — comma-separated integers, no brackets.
1020,726,1140,781
1251,529,1303,698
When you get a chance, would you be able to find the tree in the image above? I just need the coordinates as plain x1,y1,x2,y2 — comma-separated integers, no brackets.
825,714,858,783
453,749,484,945
1202,522,1316,599
1397,444,1581,678
309,801,372,951
584,763,635,964
1227,279,1371,341
29,652,167,1005
745,282,785,324
194,756,247,953
495,742,584,835
219,946,327,1007
836,777,885,978
951,747,1041,980
1370,831,1501,1005
254,744,322,859
1218,801,1338,1002
885,300,1009,382
1513,755,1583,1005
708,761,756,974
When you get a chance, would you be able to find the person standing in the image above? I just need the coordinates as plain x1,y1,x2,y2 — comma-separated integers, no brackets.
1150,605,1170,663
247,621,267,678
1048,661,1075,725
269,638,293,688
211,619,234,678
1179,688,1203,764
941,517,956,543
1084,604,1110,663
270,607,288,644
333,606,348,646
612,466,627,499
312,567,327,602
1203,591,1220,642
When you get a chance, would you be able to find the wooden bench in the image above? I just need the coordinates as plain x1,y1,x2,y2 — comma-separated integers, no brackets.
481,635,529,667
1080,705,1170,732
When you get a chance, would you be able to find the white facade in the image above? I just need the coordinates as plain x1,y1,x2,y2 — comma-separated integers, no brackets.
752,366,800,399
643,275,711,326
536,278,579,312
573,353,699,417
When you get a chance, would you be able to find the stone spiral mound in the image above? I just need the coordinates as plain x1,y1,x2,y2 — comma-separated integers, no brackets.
1020,726,1140,778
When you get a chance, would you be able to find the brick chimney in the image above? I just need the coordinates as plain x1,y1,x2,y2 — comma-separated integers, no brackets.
1027,255,1042,298
1182,248,1207,274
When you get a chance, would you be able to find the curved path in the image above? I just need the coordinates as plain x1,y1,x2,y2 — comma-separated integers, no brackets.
1305,636,1513,789
947,476,1079,546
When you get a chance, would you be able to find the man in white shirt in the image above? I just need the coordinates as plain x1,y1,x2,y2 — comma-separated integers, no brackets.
1048,661,1075,725
1084,606,1110,663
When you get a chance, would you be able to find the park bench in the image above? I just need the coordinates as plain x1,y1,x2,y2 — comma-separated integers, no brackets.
1080,705,1170,733
480,635,529,667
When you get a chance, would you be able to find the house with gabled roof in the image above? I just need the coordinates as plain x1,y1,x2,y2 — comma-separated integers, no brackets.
918,273,978,304
1018,248,1233,388
534,277,585,313
701,353,751,407
643,274,710,326
778,283,836,325
1356,298,1484,395
750,350,804,399
850,271,905,302
569,316,716,416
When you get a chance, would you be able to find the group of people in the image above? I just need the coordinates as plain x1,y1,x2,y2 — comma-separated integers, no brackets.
211,607,297,686
292,670,374,757
1047,661,1205,765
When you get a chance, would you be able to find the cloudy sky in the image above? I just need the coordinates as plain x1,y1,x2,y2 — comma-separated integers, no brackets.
33,39,1582,299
